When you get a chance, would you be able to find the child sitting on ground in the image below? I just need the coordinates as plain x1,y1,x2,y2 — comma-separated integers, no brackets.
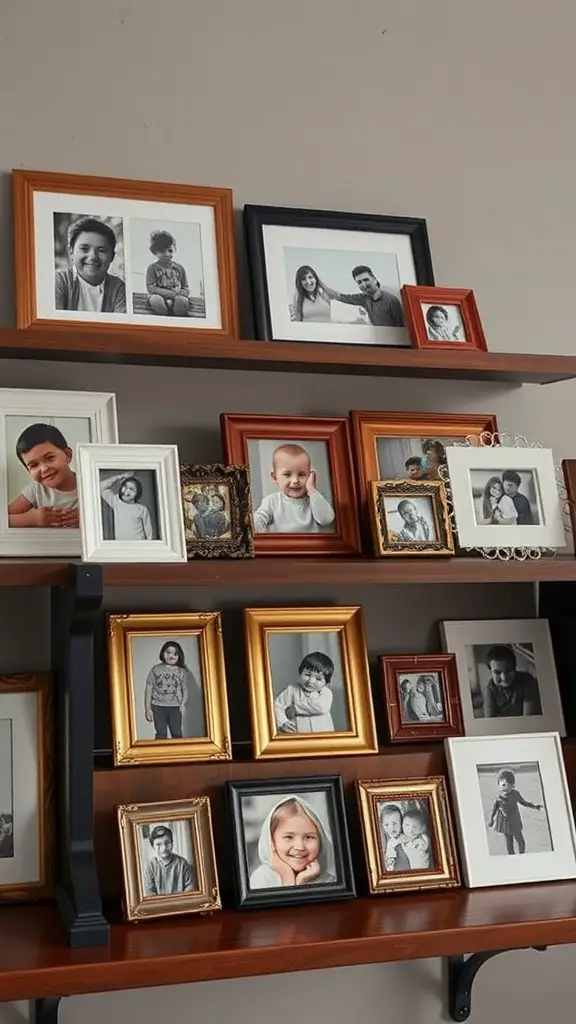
8,423,78,528
253,443,335,533
145,230,190,317
274,652,335,733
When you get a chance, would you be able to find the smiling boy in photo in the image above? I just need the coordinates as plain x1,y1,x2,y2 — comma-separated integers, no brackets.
8,423,78,528
55,216,126,313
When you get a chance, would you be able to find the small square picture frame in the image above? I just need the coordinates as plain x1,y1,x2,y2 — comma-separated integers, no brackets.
446,733,576,888
77,443,186,562
370,479,454,556
401,285,487,352
357,776,460,894
180,463,254,560
380,654,464,742
117,797,221,921
227,775,356,909
243,605,377,759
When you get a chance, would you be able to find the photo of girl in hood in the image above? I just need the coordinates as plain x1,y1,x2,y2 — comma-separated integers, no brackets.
247,793,337,890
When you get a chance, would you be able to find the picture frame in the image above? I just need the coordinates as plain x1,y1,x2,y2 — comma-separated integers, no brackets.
446,444,565,550
350,411,498,534
0,388,118,557
560,459,576,544
441,618,566,737
227,775,356,908
0,674,53,902
117,797,221,921
244,203,434,347
401,285,488,352
380,654,464,742
369,479,454,556
446,733,576,888
243,605,377,759
221,414,361,556
13,169,239,340
108,612,231,765
357,776,460,894
180,463,254,560
77,443,187,563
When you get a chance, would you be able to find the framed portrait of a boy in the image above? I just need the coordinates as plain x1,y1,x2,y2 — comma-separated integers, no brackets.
243,606,377,759
441,618,565,737
221,414,361,556
180,463,254,559
0,388,117,557
357,777,460,894
118,797,221,921
369,479,454,556
108,612,231,765
380,654,463,742
446,733,576,888
13,169,239,340
227,775,355,908
0,674,53,902
77,443,186,562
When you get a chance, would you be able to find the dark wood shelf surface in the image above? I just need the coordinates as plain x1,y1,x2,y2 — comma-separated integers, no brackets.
2,886,576,1001
1,326,575,382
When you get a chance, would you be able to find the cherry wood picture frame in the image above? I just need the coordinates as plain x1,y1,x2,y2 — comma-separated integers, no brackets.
13,169,240,341
221,414,361,555
401,285,488,352
380,654,464,743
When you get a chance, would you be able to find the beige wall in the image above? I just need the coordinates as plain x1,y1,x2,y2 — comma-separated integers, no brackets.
1,0,576,1020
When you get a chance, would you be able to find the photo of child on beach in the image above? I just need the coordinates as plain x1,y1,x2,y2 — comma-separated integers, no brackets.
377,797,435,873
247,437,336,535
477,761,552,856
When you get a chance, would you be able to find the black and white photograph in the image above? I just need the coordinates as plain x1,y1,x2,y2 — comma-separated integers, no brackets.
128,632,206,742
422,302,466,343
376,435,458,482
99,468,161,542
129,218,206,319
139,819,197,896
398,673,446,723
0,719,14,860
267,630,350,736
182,482,232,541
377,797,436,873
470,468,542,526
247,437,336,535
465,642,543,720
477,761,552,857
284,248,403,327
53,211,126,315
383,494,437,544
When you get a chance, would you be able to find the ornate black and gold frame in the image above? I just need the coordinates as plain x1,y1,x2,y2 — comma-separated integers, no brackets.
180,463,254,560
370,479,454,556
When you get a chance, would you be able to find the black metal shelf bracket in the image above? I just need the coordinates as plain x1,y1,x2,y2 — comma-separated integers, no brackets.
448,945,547,1021
51,565,109,949
32,998,62,1024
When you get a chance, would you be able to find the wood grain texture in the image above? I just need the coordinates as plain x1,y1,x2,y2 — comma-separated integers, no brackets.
0,326,575,381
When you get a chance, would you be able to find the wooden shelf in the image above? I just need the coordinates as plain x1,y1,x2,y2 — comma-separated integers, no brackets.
1,326,575,382
2,886,576,1001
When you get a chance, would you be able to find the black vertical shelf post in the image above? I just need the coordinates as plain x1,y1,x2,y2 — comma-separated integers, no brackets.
51,564,109,948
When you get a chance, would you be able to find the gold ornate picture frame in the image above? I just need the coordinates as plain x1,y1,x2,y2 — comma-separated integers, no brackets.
107,612,231,765
357,776,460,894
117,797,221,922
243,606,377,760
370,479,454,556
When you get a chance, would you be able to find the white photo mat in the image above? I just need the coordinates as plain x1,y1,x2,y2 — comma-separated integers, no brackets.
0,389,118,556
77,443,186,563
446,733,576,887
262,223,417,346
33,191,222,329
441,618,565,737
0,691,40,888
445,445,565,549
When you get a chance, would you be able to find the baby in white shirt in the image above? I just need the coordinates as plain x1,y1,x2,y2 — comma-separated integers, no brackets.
253,443,335,534
274,651,335,734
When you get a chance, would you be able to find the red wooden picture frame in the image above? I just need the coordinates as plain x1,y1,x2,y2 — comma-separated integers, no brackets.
221,414,361,556
401,285,488,352
380,653,464,743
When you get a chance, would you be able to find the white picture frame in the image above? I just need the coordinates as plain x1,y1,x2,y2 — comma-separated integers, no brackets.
0,389,118,557
441,618,565,737
446,732,576,888
77,443,186,563
445,444,565,549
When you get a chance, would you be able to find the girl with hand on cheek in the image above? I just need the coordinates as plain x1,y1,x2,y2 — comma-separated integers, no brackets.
249,796,336,889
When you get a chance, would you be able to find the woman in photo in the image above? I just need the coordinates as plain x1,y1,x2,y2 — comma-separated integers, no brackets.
425,305,462,342
290,265,332,323
481,476,518,525
421,439,447,480
249,795,336,889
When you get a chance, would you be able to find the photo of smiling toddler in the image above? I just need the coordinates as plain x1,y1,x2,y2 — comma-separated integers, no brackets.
8,421,81,529
250,440,335,534
245,793,336,890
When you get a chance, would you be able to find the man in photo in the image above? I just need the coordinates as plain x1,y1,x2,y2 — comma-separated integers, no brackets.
143,824,195,896
322,265,404,327
502,470,534,525
391,499,430,542
55,216,126,313
482,644,542,717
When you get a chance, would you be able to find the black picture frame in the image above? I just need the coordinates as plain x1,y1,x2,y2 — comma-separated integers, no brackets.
227,775,356,909
180,463,254,560
244,203,435,343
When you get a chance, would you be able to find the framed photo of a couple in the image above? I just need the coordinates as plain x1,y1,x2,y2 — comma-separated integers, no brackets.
13,169,239,341
244,204,434,348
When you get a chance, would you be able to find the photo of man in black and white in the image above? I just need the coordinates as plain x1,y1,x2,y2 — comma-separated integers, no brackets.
141,823,196,896
467,643,543,719
319,265,404,327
